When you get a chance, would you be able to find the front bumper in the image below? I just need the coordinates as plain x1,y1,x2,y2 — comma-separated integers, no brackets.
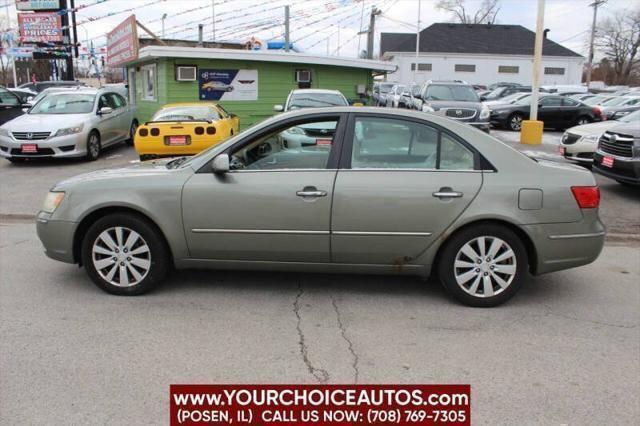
36,211,77,264
0,132,88,159
560,139,596,164
592,152,640,185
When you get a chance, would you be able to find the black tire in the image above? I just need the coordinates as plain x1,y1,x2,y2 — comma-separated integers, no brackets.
126,120,138,146
85,131,101,161
575,116,591,126
507,113,524,131
7,157,26,163
139,154,152,161
437,224,528,307
81,213,169,295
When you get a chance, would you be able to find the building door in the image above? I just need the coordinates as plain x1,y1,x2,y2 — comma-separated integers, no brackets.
127,69,136,106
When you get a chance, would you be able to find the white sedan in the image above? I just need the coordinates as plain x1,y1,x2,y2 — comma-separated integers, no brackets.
559,109,640,166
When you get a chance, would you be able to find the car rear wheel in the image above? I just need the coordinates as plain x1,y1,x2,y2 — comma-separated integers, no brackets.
438,224,528,307
81,213,169,295
507,113,524,131
576,116,591,126
85,131,101,161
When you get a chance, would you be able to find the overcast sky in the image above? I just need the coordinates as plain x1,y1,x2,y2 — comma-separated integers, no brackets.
4,0,631,58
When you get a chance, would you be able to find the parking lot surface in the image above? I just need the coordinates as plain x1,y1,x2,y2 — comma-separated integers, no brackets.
1,130,639,424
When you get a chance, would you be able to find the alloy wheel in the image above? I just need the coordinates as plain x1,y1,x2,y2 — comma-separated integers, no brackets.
88,134,100,158
510,115,523,131
453,236,517,298
577,118,589,125
91,226,151,287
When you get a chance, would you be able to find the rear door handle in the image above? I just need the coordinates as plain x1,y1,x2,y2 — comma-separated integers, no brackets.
433,187,463,199
296,186,327,198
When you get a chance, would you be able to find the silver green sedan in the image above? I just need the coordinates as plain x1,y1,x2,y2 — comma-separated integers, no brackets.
36,107,605,306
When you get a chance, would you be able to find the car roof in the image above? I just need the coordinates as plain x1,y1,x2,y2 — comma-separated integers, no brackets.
290,89,343,95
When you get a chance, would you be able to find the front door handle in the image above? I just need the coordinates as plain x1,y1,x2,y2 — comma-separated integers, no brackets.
433,187,463,199
296,186,327,198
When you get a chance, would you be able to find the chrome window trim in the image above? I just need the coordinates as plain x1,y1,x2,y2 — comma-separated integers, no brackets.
228,169,337,173
548,232,605,240
344,168,483,173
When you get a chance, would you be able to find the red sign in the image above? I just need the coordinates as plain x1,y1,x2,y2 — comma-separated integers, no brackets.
18,12,62,43
21,144,38,153
168,136,188,146
170,384,471,425
602,156,614,168
106,15,138,68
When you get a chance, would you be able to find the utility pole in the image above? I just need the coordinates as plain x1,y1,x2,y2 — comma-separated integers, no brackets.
284,5,290,52
366,7,381,59
529,0,545,122
60,0,74,80
586,0,606,89
161,13,167,38
4,0,17,87
414,0,421,82
211,0,216,41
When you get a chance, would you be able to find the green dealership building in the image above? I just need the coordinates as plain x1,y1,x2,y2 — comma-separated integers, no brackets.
120,44,396,128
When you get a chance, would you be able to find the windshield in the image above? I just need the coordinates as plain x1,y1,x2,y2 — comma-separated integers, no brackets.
152,106,218,121
619,110,640,122
378,83,395,93
287,93,347,110
602,97,631,106
29,93,95,114
583,96,610,106
513,94,545,105
424,85,479,102
484,87,505,99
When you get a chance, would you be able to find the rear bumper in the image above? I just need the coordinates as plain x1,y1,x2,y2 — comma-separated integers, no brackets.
522,213,605,275
134,136,224,156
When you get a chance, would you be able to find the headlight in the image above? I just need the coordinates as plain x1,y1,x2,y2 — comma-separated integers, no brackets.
0,127,9,137
287,126,306,135
54,124,84,137
422,105,435,113
479,106,490,120
42,191,65,213
580,134,599,143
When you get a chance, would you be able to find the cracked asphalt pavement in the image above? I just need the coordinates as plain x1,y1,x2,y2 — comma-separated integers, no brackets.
1,132,639,424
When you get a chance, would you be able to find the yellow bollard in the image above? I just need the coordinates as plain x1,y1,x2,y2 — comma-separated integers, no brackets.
520,120,543,145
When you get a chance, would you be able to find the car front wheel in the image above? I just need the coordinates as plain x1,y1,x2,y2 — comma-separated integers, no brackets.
81,213,169,295
438,224,528,307
85,131,101,161
507,113,524,131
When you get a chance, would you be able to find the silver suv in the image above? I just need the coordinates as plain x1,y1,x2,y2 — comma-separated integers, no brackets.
418,80,490,133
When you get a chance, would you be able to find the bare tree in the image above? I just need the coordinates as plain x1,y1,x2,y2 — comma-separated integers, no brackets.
595,8,640,84
436,0,501,24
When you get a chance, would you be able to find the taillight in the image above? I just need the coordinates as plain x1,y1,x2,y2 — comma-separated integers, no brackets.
593,106,602,116
150,128,160,136
206,126,216,135
571,186,600,209
195,126,204,135
138,128,148,137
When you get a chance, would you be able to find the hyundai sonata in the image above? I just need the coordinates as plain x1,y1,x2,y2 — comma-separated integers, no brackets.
36,107,605,306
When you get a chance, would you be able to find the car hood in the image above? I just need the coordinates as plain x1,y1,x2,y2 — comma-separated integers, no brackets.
4,113,89,131
52,159,180,190
423,100,482,110
565,120,618,136
608,122,640,137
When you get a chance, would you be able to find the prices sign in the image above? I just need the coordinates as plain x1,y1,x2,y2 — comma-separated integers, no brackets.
106,15,139,68
18,12,62,43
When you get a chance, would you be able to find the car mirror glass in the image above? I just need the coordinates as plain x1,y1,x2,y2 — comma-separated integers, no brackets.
212,154,230,174
98,106,113,115
273,105,284,112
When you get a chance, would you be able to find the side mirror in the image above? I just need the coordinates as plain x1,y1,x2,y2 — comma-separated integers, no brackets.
212,154,230,174
26,96,34,101
273,104,284,112
98,106,113,115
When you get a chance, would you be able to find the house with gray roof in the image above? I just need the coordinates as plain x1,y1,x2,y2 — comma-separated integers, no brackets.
380,23,584,86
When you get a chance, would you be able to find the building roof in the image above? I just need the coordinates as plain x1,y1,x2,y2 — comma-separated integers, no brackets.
381,23,582,58
126,45,396,72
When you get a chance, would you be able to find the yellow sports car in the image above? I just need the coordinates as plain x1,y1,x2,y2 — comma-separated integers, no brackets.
135,103,239,160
